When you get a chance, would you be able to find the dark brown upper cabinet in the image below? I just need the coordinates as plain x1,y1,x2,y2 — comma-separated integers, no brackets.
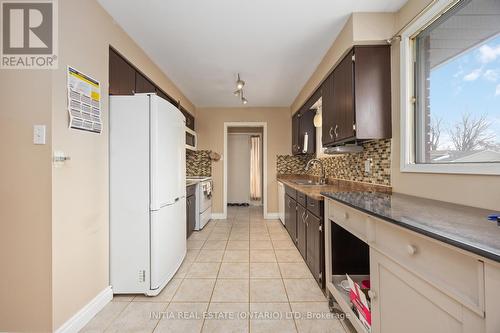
292,110,316,155
182,110,195,130
291,108,317,155
109,47,195,130
322,45,391,146
135,72,156,93
299,108,316,155
109,48,135,95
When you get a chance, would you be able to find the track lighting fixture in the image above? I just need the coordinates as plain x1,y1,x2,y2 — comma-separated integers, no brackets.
233,73,248,104
236,73,245,90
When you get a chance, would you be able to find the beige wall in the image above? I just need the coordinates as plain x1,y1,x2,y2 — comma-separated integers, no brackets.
196,107,291,215
292,0,500,211
1,0,195,331
50,0,195,329
0,71,54,332
390,0,500,210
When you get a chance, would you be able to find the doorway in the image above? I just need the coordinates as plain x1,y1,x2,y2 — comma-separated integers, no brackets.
223,122,268,219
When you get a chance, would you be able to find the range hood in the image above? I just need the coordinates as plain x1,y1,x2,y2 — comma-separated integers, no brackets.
324,144,363,154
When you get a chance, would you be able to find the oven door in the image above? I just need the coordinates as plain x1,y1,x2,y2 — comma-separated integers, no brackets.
199,181,212,212
186,127,197,150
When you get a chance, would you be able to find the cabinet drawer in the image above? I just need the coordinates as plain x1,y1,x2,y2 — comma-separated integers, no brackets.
328,200,368,242
297,191,306,207
285,185,296,200
373,220,485,315
306,196,322,218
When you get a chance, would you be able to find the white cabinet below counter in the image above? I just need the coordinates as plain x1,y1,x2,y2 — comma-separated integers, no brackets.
324,196,500,333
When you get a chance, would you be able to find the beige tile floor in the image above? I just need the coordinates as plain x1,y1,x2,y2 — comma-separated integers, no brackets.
81,206,348,333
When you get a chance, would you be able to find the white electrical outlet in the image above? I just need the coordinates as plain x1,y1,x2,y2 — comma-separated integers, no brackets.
33,125,46,144
364,159,372,174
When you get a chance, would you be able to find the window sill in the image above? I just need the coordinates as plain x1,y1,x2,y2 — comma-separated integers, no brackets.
401,163,500,176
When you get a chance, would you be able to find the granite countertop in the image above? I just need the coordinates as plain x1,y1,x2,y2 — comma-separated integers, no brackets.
277,175,391,201
322,191,500,263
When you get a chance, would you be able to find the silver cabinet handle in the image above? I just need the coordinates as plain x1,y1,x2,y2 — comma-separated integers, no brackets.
301,211,306,223
305,213,309,227
329,126,333,139
334,124,339,138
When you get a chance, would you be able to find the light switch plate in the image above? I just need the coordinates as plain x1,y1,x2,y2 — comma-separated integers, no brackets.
33,125,46,145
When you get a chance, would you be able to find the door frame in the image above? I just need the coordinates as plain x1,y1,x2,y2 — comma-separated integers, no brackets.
223,122,269,219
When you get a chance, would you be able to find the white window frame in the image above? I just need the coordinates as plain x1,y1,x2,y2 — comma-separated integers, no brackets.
400,0,500,175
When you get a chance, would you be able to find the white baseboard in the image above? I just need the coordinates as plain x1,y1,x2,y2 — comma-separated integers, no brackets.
264,212,279,220
55,286,112,333
211,213,227,220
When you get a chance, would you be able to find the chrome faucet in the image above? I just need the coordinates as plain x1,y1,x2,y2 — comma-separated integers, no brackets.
305,158,326,185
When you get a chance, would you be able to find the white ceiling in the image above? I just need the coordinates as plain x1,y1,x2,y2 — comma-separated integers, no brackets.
98,0,406,107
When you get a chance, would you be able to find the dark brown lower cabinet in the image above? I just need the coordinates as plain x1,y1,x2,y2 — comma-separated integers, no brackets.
306,212,324,288
186,185,196,239
285,195,297,243
297,204,307,259
284,190,325,290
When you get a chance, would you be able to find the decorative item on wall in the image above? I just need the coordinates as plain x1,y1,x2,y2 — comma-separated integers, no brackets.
276,139,391,186
186,150,212,177
233,73,248,104
209,151,221,161
67,67,102,133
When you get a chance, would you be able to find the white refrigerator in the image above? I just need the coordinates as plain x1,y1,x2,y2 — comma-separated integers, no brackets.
110,93,186,296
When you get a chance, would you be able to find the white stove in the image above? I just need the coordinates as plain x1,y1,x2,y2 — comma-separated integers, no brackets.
186,177,212,230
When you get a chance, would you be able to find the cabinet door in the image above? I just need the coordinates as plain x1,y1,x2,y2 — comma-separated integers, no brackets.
298,108,316,154
109,49,135,95
183,110,195,130
186,195,196,239
297,204,307,258
291,113,301,155
353,46,392,140
321,73,336,145
370,249,483,333
332,50,355,142
135,72,156,93
306,213,324,287
285,195,297,242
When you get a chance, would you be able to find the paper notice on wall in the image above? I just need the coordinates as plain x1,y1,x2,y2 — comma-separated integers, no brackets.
67,67,102,134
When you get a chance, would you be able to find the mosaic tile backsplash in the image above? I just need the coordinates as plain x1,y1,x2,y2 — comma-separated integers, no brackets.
276,139,391,186
186,150,212,177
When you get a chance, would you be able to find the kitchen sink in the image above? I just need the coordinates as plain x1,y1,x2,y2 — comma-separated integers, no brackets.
291,179,327,186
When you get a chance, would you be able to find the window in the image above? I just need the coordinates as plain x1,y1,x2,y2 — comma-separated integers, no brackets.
402,0,500,174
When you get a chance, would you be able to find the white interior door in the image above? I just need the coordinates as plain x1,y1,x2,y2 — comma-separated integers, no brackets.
228,134,250,204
